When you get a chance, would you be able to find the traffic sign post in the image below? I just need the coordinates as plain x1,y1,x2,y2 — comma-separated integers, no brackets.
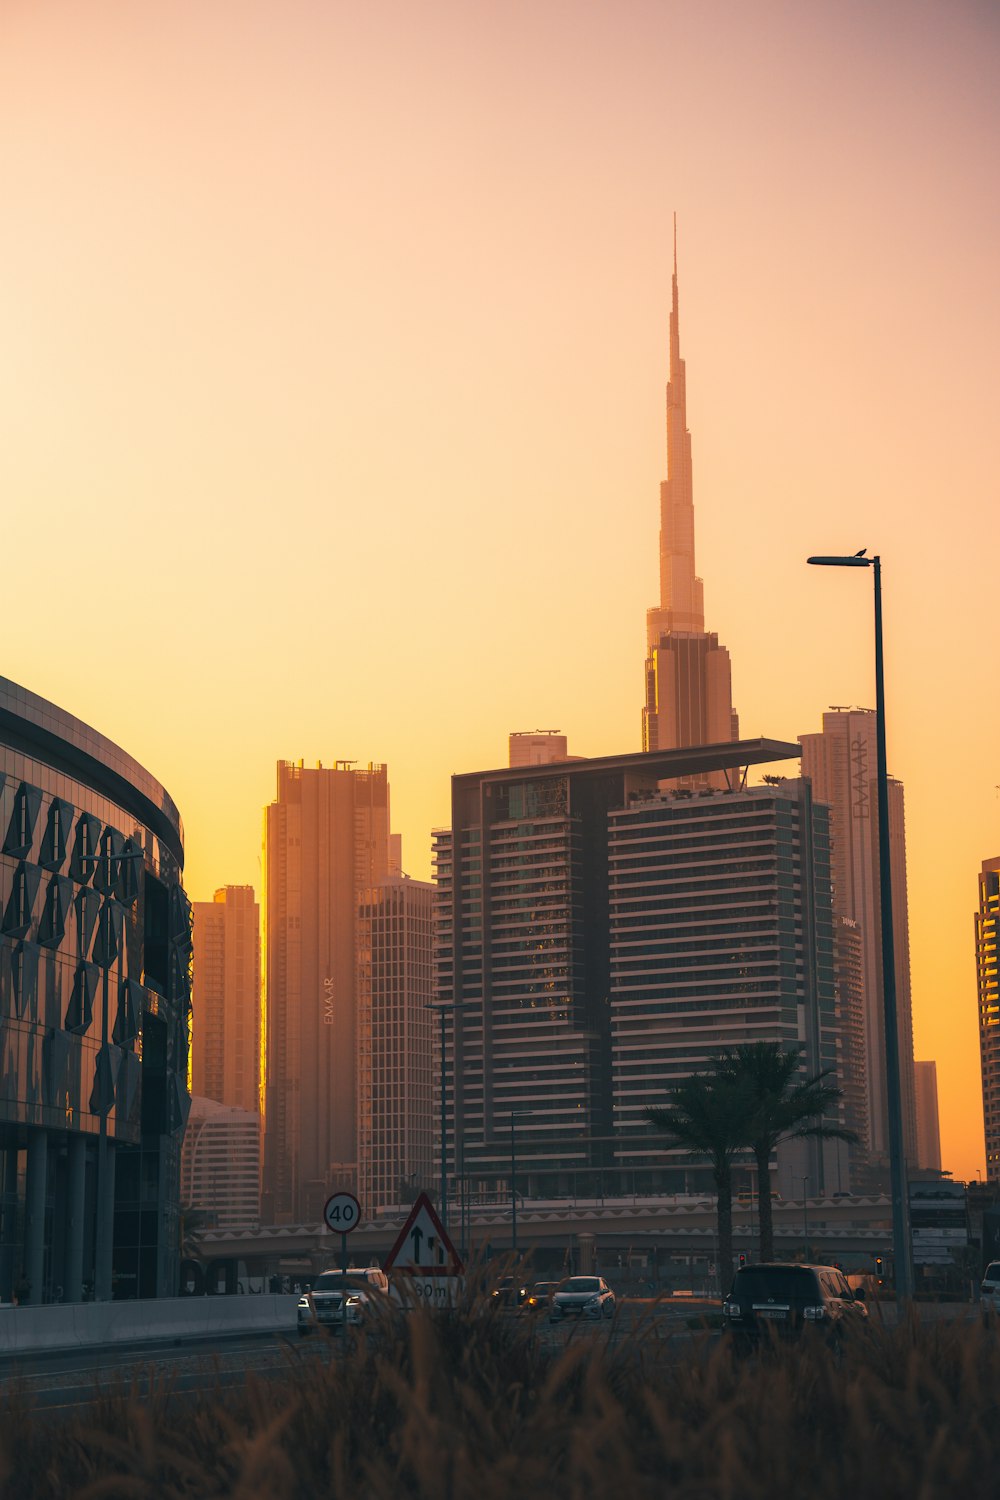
324,1192,362,1346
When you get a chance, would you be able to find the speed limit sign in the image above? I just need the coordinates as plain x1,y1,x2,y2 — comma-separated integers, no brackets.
324,1191,361,1234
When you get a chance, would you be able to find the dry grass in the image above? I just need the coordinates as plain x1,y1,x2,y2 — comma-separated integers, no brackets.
1,1297,998,1498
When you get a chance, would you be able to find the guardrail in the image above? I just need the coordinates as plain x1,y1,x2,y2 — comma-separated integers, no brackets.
0,1294,300,1356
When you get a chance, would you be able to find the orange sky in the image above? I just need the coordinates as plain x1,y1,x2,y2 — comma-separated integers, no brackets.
2,0,998,1181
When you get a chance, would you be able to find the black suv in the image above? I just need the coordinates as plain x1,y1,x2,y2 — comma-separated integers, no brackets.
722,1263,868,1344
489,1275,528,1308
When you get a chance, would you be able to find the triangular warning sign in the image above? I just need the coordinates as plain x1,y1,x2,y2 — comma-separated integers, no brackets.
383,1191,464,1276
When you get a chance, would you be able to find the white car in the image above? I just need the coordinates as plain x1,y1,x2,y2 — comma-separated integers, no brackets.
981,1261,1000,1320
549,1275,616,1322
298,1267,389,1336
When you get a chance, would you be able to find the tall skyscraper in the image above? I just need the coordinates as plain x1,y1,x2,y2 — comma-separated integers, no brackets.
433,737,815,1201
262,760,391,1222
975,857,1000,1184
192,885,261,1116
913,1060,943,1174
356,875,435,1212
799,709,918,1178
643,225,738,772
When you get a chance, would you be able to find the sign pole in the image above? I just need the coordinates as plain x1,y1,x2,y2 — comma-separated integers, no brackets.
322,1190,362,1350
341,1229,348,1348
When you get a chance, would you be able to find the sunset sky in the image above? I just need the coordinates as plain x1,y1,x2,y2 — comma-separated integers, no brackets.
2,0,997,1180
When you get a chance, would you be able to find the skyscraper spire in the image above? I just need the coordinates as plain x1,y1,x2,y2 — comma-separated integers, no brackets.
647,217,703,644
642,223,738,763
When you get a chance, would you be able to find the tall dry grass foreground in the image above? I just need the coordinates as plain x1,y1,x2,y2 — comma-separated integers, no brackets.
0,1298,998,1499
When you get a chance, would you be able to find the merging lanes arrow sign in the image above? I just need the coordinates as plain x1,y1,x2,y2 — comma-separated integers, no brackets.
383,1191,464,1277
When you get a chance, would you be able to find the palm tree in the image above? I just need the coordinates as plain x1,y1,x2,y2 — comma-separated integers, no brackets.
646,1071,754,1294
717,1042,856,1263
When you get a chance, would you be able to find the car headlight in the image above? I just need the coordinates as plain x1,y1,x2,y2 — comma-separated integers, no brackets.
724,1302,741,1317
345,1295,361,1306
803,1305,827,1320
297,1297,310,1309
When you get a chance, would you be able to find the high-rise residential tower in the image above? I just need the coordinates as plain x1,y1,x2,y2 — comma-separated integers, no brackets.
799,709,918,1181
432,737,831,1202
609,778,841,1199
192,885,261,1116
356,875,435,1212
643,225,738,771
976,857,1000,1184
832,915,870,1175
262,760,392,1222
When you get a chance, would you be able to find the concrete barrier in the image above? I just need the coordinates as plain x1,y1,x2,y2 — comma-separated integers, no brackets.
0,1295,300,1356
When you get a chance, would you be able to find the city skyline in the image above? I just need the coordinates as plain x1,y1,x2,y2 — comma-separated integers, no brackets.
2,0,998,1181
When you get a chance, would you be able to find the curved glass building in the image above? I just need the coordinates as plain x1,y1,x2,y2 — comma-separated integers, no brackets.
0,677,192,1303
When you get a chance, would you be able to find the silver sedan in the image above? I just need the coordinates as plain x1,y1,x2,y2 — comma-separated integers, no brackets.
549,1276,616,1322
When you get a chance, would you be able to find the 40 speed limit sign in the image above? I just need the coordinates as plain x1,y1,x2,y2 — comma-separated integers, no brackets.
323,1191,362,1233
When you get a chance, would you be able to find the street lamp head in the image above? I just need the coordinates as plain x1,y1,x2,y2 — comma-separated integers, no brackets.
807,554,872,568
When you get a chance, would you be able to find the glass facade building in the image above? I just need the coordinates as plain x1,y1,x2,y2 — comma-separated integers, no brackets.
0,677,192,1303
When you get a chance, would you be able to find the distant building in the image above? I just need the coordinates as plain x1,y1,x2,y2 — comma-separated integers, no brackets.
832,916,871,1185
799,708,918,1178
0,675,191,1303
432,738,847,1202
608,779,841,1200
976,857,1000,1184
642,225,738,778
192,885,261,1116
263,760,392,1222
181,1096,261,1229
356,876,435,1212
509,732,569,768
913,1060,943,1174
909,1177,968,1269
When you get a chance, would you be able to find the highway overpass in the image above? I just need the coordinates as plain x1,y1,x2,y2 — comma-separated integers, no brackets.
192,1194,895,1285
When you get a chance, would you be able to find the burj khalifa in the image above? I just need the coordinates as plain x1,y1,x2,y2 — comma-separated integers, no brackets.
642,224,738,768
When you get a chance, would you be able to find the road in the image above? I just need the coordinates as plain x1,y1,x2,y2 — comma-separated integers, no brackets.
0,1331,311,1417
0,1296,977,1416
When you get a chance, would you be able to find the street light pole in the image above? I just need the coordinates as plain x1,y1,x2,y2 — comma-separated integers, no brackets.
807,552,914,1300
798,1175,810,1257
